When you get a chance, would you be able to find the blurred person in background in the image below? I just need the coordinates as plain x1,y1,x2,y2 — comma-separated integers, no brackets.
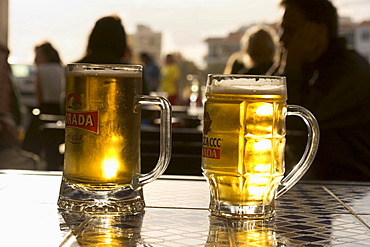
76,15,128,64
238,25,279,75
0,44,20,150
140,52,160,93
224,25,279,75
0,44,44,169
278,0,370,180
159,54,180,105
34,42,65,115
22,42,64,170
76,15,148,94
0,44,21,124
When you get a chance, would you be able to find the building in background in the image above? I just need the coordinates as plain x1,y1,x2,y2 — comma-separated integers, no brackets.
204,28,246,74
204,18,370,74
340,17,370,63
129,25,162,64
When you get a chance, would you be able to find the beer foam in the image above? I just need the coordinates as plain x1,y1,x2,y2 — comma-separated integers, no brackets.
67,64,142,77
207,76,287,95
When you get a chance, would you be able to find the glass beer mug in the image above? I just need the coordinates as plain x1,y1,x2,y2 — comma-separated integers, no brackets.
202,75,319,219
58,64,171,215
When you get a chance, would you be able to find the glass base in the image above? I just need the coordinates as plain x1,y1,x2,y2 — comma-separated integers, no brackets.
59,210,145,246
210,200,276,219
57,177,145,215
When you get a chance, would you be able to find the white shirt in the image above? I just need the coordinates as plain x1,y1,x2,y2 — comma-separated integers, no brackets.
37,63,65,103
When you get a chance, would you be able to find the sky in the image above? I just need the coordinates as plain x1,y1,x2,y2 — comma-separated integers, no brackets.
8,0,370,68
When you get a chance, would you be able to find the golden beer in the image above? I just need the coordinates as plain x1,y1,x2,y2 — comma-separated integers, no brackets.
203,93,286,207
58,64,172,215
64,70,141,189
203,75,319,219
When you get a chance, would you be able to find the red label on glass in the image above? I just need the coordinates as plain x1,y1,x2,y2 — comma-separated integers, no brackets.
66,111,99,134
202,147,220,159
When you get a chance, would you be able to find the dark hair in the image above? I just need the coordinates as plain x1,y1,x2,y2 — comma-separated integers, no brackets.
87,15,127,60
280,0,338,38
140,52,152,61
165,54,177,64
35,42,61,63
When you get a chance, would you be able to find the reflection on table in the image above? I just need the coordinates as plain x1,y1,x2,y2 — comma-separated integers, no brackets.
0,170,370,246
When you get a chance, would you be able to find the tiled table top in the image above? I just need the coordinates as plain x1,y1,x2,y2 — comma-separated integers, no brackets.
0,170,369,246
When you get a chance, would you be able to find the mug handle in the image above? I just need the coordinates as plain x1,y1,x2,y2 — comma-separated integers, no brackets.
132,96,172,189
277,105,320,198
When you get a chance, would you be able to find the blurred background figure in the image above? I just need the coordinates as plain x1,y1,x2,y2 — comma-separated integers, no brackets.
238,25,279,75
0,44,21,151
159,54,180,104
76,15,128,64
278,0,370,180
75,15,149,93
140,52,160,93
0,44,44,170
224,25,279,75
75,15,168,126
22,42,65,170
0,44,21,124
34,42,65,115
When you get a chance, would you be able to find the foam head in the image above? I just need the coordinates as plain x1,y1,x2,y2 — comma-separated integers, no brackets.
206,75,287,95
66,63,142,77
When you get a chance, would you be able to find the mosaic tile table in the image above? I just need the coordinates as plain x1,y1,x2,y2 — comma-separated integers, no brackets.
0,170,369,246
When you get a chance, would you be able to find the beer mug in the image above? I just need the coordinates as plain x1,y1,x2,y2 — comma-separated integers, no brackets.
58,64,172,215
202,75,319,219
